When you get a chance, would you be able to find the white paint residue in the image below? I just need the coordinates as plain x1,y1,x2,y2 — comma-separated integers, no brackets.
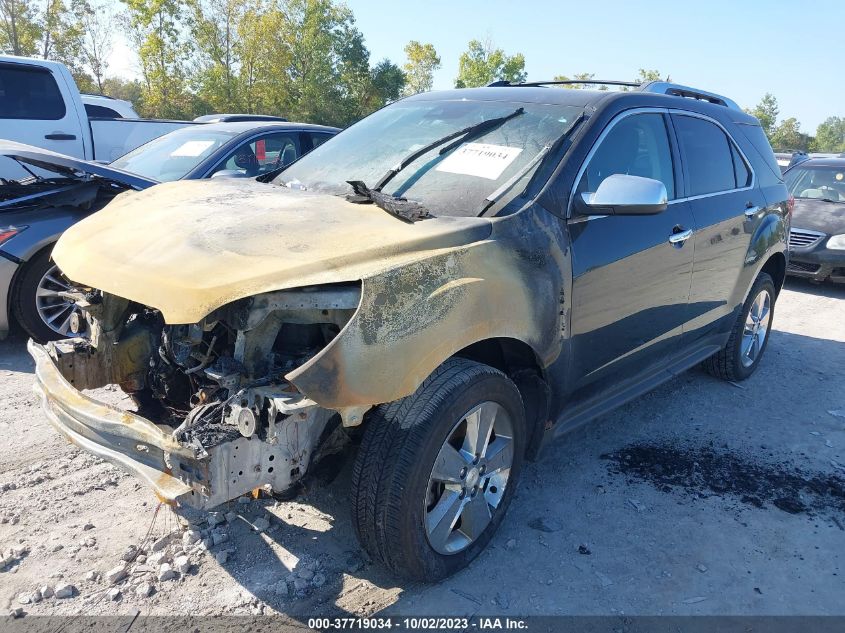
171,140,216,157
435,142,522,180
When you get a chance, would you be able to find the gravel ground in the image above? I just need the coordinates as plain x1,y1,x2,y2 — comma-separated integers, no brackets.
0,278,843,620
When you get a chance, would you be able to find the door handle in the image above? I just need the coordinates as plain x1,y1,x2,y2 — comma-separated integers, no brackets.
45,133,76,140
744,206,760,218
669,228,693,245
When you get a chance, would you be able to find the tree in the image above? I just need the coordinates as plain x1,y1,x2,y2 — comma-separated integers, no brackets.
454,38,526,88
635,68,669,83
188,0,244,112
747,93,779,138
770,117,810,151
122,0,195,119
402,40,439,95
78,0,113,92
813,117,845,153
553,72,598,89
0,0,41,56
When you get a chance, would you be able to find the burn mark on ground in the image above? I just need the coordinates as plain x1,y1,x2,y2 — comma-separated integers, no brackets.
602,443,845,518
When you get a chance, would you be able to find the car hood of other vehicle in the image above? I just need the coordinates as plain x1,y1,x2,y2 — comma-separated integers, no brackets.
52,178,493,323
791,197,845,235
0,141,158,190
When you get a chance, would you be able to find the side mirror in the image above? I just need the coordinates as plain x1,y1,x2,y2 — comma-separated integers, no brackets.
211,169,247,179
576,174,668,216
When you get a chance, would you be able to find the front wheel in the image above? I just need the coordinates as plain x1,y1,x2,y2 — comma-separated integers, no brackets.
703,272,776,381
351,358,526,581
12,247,87,342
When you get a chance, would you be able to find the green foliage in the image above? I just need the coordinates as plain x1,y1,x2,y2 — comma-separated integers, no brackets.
769,117,810,152
0,0,41,56
121,0,195,118
454,38,526,88
403,40,440,96
812,117,845,153
747,93,779,137
552,72,601,89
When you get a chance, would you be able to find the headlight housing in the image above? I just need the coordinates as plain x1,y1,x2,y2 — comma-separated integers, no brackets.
827,234,845,250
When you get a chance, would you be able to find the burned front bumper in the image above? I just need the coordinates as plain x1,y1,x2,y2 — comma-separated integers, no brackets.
29,339,332,509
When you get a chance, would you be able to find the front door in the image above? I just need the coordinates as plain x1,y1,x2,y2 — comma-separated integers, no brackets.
567,111,695,402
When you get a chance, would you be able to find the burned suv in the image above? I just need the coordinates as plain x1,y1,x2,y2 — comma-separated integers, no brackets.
30,81,789,581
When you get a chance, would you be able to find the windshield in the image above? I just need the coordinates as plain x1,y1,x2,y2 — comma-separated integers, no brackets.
275,99,583,217
785,164,845,202
110,127,238,182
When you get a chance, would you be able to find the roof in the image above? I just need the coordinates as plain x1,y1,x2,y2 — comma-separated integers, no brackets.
405,84,758,125
792,157,845,168
195,121,341,134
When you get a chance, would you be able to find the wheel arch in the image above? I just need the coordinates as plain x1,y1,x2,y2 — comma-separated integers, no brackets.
760,251,786,296
454,337,550,461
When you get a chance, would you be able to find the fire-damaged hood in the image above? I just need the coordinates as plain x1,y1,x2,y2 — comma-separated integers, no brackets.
0,141,157,190
52,178,493,323
791,197,845,235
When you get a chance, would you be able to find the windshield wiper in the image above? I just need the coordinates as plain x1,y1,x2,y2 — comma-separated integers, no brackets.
346,180,433,223
478,111,586,216
345,107,526,223
372,107,525,193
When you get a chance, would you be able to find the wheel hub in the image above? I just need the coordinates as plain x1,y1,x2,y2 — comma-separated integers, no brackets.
423,401,515,555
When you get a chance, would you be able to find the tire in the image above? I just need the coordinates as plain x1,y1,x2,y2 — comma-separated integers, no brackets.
703,272,776,381
351,358,526,581
11,247,83,342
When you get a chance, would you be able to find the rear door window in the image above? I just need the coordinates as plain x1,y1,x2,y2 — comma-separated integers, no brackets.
673,115,740,196
212,133,301,177
578,112,676,199
0,64,66,120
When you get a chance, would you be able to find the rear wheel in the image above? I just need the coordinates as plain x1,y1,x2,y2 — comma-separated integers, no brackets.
703,272,775,381
12,247,86,342
351,358,525,581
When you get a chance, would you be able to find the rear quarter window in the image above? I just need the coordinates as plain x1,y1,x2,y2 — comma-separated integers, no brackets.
85,104,122,118
735,122,783,183
0,64,66,120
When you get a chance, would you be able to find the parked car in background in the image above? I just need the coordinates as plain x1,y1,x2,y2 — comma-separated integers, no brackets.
110,120,339,182
774,150,809,174
0,121,338,341
81,94,140,119
784,156,845,283
28,81,788,581
0,55,193,180
193,114,287,123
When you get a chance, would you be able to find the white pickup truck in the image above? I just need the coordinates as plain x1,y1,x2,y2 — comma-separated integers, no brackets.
0,55,194,180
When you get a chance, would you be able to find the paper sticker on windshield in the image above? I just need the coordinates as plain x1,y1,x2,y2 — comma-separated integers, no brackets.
171,140,215,157
436,143,522,180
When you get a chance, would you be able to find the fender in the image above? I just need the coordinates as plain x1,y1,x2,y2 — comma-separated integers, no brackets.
288,207,566,409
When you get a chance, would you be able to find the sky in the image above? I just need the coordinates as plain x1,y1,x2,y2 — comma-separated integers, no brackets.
106,0,843,132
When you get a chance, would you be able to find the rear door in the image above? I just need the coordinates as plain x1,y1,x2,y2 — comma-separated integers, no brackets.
567,110,696,402
0,61,85,159
671,113,765,342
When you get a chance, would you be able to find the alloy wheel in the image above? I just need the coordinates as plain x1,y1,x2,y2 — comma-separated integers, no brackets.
424,401,514,555
34,264,86,338
741,289,771,368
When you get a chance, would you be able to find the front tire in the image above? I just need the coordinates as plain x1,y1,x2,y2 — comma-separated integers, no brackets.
12,247,86,342
351,358,526,581
703,272,776,381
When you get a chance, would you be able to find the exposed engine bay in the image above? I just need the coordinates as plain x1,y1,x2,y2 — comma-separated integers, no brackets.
38,283,361,507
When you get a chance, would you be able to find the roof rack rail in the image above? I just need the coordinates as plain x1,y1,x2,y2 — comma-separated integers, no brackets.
638,81,740,110
487,79,641,89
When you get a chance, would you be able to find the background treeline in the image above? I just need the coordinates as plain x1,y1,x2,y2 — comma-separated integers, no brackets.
1,0,843,151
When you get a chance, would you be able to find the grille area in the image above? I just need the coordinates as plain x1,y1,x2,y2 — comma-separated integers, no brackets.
787,261,821,274
788,228,825,249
